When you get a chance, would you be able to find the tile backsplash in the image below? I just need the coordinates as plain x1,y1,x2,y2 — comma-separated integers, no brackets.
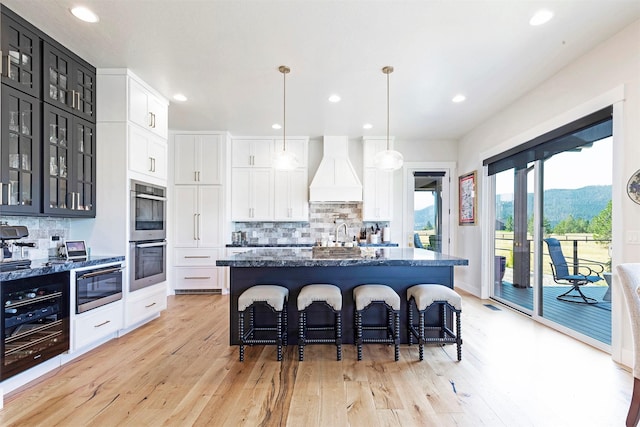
1,216,70,259
233,202,388,245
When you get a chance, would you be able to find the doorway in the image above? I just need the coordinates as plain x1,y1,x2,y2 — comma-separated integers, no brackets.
403,163,453,254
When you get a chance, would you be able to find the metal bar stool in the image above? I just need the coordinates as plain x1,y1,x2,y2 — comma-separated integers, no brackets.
353,284,400,361
237,285,289,361
407,284,462,361
297,284,342,361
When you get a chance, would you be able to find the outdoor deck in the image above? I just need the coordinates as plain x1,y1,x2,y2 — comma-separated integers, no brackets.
494,283,611,345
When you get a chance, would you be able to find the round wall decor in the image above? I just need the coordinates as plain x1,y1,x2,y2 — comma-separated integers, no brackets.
627,169,640,205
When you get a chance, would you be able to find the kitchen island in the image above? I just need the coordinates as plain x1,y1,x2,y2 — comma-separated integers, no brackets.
216,247,468,345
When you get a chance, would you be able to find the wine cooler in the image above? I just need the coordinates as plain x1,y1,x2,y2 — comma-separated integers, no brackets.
1,272,70,380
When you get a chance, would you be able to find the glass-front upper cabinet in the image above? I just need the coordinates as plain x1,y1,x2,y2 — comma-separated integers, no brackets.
42,103,95,217
43,42,95,123
0,13,41,99
0,85,41,214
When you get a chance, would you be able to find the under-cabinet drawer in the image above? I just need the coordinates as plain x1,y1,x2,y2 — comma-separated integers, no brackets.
174,267,224,290
126,286,167,327
73,301,123,350
174,248,219,266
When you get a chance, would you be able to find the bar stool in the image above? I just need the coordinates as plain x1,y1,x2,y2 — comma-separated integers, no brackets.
237,285,289,362
407,284,462,361
353,284,400,361
297,284,342,361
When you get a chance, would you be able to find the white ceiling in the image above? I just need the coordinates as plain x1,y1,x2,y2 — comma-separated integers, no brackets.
4,0,640,141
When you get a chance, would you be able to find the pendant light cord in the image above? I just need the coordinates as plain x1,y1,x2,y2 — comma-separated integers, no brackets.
386,69,390,151
283,67,286,152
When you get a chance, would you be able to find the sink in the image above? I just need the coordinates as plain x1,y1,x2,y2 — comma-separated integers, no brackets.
311,246,362,259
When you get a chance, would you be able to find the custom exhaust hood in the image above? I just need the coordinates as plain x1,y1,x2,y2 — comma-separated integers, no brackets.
309,136,362,202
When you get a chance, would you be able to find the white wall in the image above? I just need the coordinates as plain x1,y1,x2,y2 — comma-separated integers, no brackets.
456,19,640,367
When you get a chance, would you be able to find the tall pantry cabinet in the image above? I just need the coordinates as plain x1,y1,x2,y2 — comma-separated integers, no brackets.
170,132,230,294
83,69,169,330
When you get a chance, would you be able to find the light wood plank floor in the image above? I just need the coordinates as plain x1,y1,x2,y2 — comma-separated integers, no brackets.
0,292,632,426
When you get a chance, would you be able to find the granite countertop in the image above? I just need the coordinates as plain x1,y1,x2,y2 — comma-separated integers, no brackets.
216,247,468,268
225,243,400,248
0,255,125,281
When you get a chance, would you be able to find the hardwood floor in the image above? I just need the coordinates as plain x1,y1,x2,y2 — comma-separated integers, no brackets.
0,292,632,426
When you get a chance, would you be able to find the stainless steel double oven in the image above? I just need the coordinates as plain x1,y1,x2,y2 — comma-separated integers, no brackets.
129,180,167,291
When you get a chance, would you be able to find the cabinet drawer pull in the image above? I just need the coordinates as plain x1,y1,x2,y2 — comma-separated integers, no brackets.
145,302,157,308
193,214,198,240
94,320,111,328
71,90,76,108
184,255,211,259
184,276,211,280
1,51,7,77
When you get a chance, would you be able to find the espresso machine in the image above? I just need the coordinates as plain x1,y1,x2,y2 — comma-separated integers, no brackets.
0,224,33,271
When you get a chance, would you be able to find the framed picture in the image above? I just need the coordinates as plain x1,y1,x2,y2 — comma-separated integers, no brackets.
459,171,477,225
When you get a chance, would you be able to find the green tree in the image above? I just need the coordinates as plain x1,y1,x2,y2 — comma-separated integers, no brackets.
553,215,590,234
589,200,612,242
527,215,553,234
504,215,514,231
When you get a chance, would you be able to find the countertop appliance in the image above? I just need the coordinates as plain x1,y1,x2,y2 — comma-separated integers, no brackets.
0,224,33,271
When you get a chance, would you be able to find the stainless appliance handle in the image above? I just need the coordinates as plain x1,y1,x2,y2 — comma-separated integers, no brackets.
135,241,167,248
78,267,123,279
134,193,166,202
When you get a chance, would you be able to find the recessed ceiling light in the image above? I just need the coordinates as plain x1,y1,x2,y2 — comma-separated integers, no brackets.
529,9,553,26
328,94,341,103
70,6,99,23
452,94,466,103
363,123,373,130
272,123,282,130
173,94,188,102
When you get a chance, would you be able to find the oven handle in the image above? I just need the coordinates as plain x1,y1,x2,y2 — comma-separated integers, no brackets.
77,267,124,279
134,193,166,202
135,241,168,248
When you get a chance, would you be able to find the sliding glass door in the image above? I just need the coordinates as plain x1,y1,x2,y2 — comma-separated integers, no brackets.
487,108,613,346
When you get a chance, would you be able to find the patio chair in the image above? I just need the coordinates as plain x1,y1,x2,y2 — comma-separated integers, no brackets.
414,233,425,249
543,238,605,304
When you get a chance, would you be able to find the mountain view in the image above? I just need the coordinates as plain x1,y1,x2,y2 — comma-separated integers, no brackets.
414,185,611,230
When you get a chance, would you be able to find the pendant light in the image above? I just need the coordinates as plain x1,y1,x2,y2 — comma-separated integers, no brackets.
374,66,404,171
273,65,300,170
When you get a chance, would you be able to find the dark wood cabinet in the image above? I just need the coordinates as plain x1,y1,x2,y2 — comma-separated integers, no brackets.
42,103,96,217
0,85,41,215
0,5,97,217
43,42,96,123
0,12,41,99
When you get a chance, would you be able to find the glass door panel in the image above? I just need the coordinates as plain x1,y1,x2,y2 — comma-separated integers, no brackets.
493,164,534,312
540,138,612,344
1,14,40,98
413,171,446,253
0,86,40,214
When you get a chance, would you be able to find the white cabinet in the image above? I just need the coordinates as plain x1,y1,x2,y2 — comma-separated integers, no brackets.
73,301,123,351
128,77,168,139
129,125,168,180
231,168,273,220
274,169,309,221
362,168,393,221
363,137,394,221
174,186,221,247
231,139,273,167
125,284,167,328
230,137,308,221
174,249,225,292
174,134,223,185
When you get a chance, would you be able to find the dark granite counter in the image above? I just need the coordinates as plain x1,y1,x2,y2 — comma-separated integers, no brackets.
216,247,467,268
225,243,399,248
0,256,125,282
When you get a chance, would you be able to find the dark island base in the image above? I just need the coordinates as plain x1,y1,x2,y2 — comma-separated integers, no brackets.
229,265,456,345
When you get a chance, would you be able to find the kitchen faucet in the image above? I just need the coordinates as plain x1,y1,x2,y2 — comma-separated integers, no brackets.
335,222,348,244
